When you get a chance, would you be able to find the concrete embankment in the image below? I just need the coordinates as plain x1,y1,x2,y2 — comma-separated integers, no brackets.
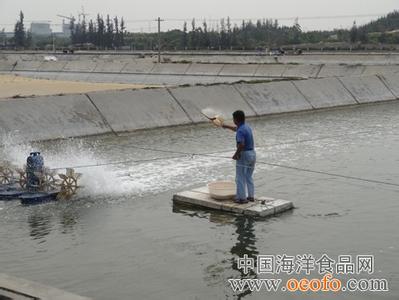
2,54,399,86
0,273,90,300
0,74,398,142
6,51,399,64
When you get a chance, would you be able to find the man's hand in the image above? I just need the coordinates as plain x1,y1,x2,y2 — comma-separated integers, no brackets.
232,153,241,160
233,143,245,160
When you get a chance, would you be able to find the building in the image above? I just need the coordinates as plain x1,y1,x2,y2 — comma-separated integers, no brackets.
30,22,52,36
62,21,71,37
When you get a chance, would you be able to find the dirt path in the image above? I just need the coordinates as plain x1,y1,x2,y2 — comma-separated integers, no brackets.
0,74,157,99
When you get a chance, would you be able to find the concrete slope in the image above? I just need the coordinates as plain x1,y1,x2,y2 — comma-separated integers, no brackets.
293,77,357,108
185,63,224,76
39,61,68,72
282,64,321,78
63,61,98,72
1,74,399,142
120,62,154,74
362,65,399,76
93,61,127,73
0,94,110,141
112,74,149,84
56,72,91,82
254,64,287,77
169,84,256,122
87,88,192,132
234,81,312,115
317,64,365,78
379,74,399,98
0,60,16,71
13,60,43,71
339,75,396,103
218,64,258,77
150,63,190,75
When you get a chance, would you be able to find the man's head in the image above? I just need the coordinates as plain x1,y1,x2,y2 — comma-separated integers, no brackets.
233,110,245,126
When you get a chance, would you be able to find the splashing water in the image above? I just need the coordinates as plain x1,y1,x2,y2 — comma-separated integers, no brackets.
201,107,226,119
0,134,138,197
0,129,286,201
0,133,232,199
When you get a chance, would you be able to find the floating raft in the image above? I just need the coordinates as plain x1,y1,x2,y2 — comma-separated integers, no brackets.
173,186,293,217
19,192,58,205
0,189,25,200
0,183,59,204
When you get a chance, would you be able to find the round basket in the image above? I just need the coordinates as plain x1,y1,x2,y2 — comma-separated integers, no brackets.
207,181,236,200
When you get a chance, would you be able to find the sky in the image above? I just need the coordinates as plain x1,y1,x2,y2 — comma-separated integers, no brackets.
0,0,398,33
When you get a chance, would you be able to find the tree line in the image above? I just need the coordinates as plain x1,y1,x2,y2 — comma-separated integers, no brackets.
127,12,399,51
127,18,303,51
8,10,399,50
70,14,126,49
10,10,127,49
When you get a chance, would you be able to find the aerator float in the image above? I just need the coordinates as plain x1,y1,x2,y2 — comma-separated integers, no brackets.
0,152,81,205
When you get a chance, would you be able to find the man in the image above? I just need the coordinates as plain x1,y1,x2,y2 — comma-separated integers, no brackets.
221,110,256,204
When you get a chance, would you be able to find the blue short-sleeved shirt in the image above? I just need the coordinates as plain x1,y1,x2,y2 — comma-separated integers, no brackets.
236,123,254,151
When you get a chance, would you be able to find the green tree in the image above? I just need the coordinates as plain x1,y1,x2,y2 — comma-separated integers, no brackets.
378,33,388,44
69,17,77,44
97,14,105,49
106,15,114,49
350,21,358,43
114,16,120,48
181,21,188,49
226,17,232,49
88,20,96,45
120,18,126,46
201,20,210,49
189,18,196,49
14,11,26,48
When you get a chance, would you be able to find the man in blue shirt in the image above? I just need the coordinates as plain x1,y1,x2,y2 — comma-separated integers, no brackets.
221,110,256,204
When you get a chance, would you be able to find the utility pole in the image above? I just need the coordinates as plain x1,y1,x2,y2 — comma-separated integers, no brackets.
156,17,164,63
52,33,55,53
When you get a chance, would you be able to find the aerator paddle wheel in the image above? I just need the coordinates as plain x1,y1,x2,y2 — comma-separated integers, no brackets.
0,163,14,185
39,168,59,192
58,168,82,200
16,166,27,189
0,153,83,204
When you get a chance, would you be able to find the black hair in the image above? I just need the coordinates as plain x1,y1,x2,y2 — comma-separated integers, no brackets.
232,110,245,123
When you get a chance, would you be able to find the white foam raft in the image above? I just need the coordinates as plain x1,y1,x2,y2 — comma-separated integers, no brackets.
173,186,294,217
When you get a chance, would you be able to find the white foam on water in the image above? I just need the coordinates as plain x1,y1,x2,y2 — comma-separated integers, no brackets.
122,154,233,195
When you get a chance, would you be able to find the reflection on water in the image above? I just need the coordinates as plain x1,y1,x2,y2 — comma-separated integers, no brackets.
59,210,78,234
23,202,84,244
230,216,258,299
28,209,52,241
173,203,259,299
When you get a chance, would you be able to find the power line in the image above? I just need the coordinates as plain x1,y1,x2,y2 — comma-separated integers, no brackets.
50,154,182,170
